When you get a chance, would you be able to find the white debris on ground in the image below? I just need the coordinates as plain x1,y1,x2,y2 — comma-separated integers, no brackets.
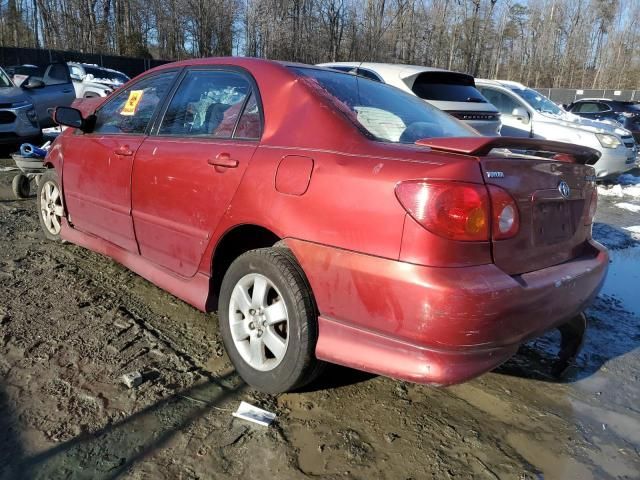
598,174,640,198
615,203,640,213
624,225,640,240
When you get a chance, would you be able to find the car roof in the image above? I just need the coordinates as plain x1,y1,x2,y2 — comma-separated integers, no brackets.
475,79,527,89
317,62,459,78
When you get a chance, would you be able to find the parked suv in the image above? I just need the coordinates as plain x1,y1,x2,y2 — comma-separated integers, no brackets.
564,99,640,143
0,66,40,144
2,63,76,132
318,62,501,136
67,62,130,98
476,80,637,178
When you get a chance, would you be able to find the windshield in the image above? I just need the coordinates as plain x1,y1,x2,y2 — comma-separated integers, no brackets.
291,67,477,143
512,88,562,115
0,68,14,88
84,66,130,84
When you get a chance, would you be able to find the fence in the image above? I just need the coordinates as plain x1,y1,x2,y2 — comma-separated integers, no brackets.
0,47,168,79
535,88,638,105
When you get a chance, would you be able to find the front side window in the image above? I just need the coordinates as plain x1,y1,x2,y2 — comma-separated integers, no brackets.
479,87,521,115
93,71,176,135
292,66,475,143
0,68,13,88
159,70,256,138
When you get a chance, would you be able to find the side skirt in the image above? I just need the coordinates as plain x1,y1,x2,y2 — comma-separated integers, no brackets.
61,220,211,312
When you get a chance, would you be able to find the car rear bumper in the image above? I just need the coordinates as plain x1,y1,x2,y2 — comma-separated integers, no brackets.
286,238,608,385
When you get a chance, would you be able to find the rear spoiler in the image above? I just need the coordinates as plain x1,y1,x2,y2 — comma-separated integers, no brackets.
415,137,601,165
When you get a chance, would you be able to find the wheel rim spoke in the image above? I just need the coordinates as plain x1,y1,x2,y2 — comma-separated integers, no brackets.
265,300,287,326
51,214,60,233
54,205,64,216
231,284,252,316
230,319,249,340
251,276,268,307
51,187,59,202
249,336,266,366
263,328,286,360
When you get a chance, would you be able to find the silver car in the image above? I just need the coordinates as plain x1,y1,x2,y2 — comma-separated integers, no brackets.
476,79,637,179
318,62,501,136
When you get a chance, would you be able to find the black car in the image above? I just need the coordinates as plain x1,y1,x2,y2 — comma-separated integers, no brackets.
564,98,640,142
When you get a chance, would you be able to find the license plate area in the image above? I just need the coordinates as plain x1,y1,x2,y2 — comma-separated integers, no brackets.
533,200,581,245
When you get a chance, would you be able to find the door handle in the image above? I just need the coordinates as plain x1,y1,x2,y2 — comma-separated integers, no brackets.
62,89,73,93
114,146,134,156
208,153,238,168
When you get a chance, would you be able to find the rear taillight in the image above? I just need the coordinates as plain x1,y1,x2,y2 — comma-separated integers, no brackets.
487,185,520,240
395,181,490,241
586,188,597,224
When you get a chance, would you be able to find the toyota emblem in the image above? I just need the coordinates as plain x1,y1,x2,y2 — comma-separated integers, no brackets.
558,180,571,199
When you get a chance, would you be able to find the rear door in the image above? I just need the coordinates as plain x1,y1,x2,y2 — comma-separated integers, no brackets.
480,155,596,275
62,70,177,252
131,67,262,277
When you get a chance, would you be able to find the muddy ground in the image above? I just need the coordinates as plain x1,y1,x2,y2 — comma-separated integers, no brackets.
0,152,639,480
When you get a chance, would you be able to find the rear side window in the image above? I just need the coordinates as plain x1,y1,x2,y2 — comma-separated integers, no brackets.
159,70,258,139
44,63,71,86
292,66,476,143
93,71,176,135
478,87,521,115
411,71,488,103
575,102,600,113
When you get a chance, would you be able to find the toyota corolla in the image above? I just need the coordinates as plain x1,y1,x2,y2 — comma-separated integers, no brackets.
42,58,607,393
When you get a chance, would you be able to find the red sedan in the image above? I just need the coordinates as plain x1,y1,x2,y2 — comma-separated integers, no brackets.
43,58,607,393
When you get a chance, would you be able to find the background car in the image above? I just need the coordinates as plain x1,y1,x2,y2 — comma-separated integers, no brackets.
0,66,41,145
476,79,637,178
45,58,606,394
564,98,640,143
67,62,130,98
318,62,501,136
2,63,76,131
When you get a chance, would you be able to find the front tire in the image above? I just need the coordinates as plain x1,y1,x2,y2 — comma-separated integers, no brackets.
37,169,64,241
218,248,323,393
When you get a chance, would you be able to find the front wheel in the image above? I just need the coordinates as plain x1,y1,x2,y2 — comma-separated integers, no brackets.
37,169,64,241
218,248,323,393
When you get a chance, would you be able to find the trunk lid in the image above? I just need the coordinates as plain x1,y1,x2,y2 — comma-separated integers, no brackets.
416,137,599,275
480,155,595,274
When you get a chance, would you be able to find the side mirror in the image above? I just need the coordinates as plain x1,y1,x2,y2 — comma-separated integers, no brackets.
54,106,92,131
512,107,530,123
22,77,45,89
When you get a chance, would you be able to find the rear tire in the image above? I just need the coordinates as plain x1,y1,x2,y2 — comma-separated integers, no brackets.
218,248,323,393
12,174,30,198
37,169,64,242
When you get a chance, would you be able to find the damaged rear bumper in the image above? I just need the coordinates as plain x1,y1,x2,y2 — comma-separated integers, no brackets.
286,238,608,385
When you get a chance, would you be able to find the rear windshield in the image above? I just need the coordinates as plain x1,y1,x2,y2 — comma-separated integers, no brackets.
411,71,488,103
291,67,476,143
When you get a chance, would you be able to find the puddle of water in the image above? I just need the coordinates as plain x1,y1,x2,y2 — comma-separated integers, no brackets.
600,246,640,315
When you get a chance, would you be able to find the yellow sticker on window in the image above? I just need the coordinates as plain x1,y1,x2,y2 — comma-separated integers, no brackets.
121,90,144,116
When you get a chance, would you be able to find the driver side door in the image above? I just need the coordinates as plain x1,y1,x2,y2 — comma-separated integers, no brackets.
61,70,177,252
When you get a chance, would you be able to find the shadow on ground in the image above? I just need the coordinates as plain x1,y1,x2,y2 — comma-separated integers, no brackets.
2,371,246,480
